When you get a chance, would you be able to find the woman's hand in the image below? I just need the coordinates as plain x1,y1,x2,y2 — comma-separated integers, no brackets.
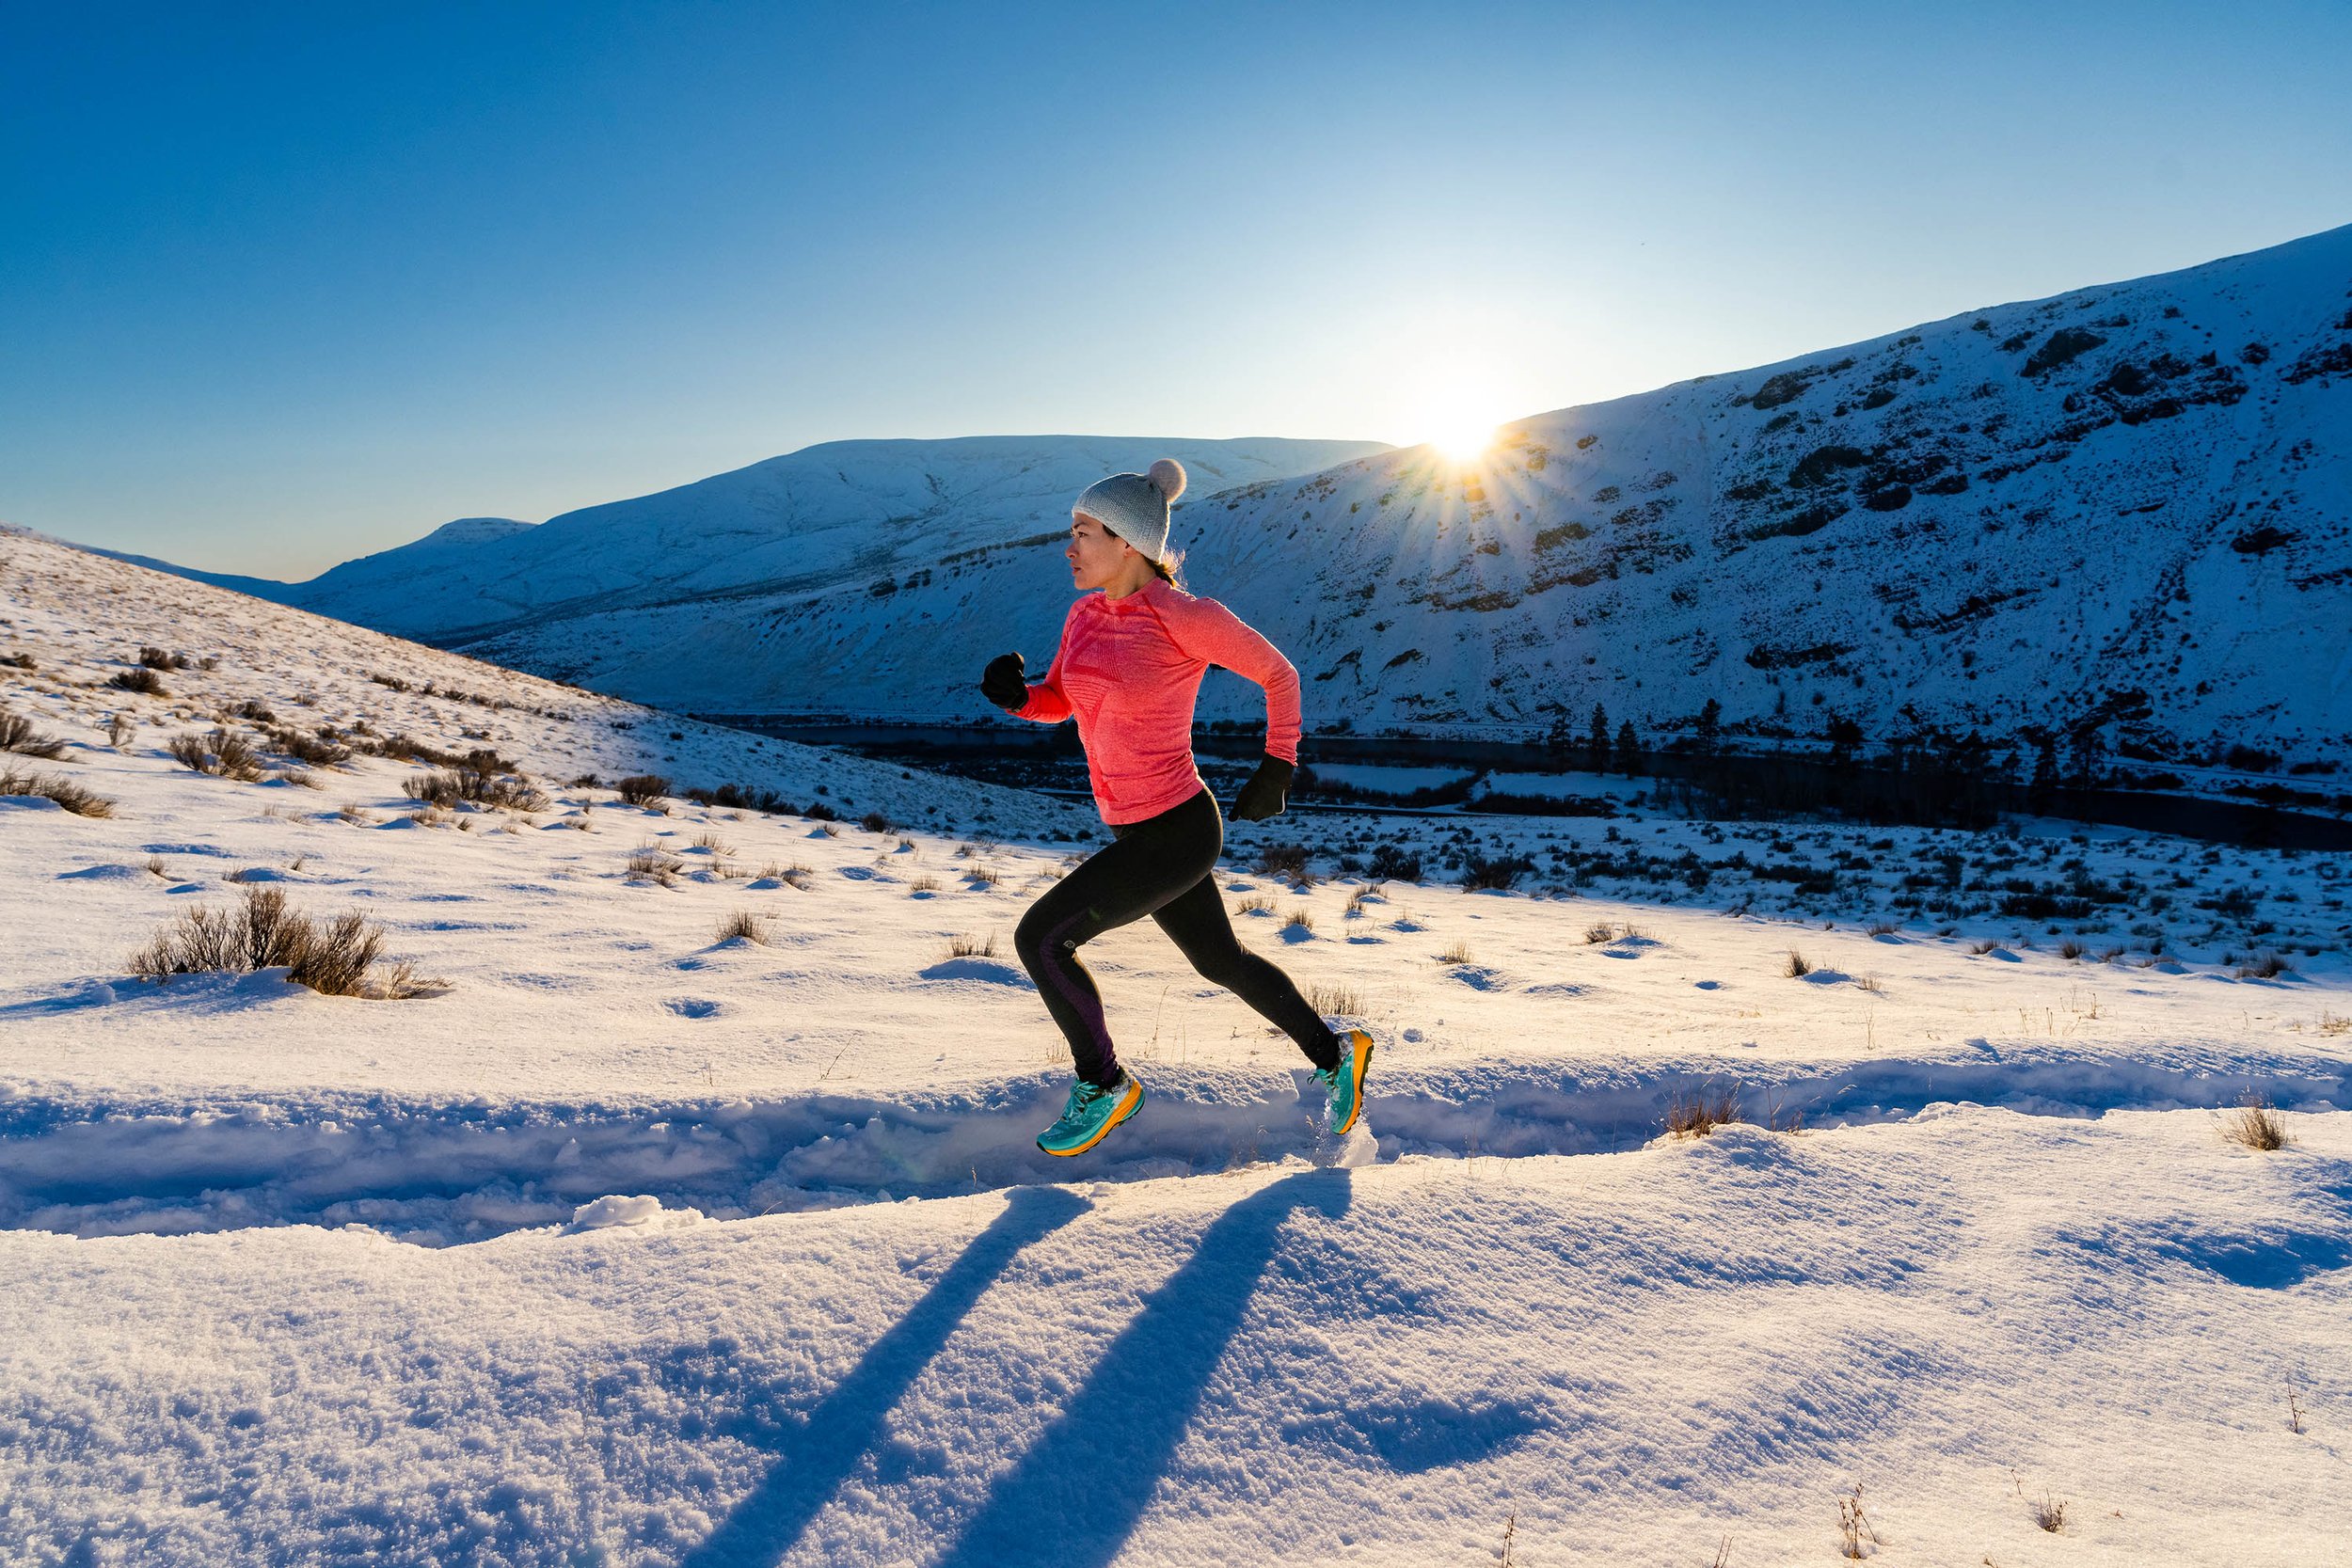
981,652,1028,710
1231,754,1295,822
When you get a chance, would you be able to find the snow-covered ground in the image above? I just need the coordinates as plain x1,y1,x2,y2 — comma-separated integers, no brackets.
5,534,2348,1563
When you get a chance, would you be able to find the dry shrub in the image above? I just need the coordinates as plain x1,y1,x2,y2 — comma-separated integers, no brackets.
1666,1084,1742,1138
0,709,67,758
716,910,769,944
1255,843,1314,885
266,725,352,768
2222,1092,2293,1151
403,764,547,813
1785,949,1813,977
109,667,167,695
1585,923,1615,944
126,884,434,998
946,932,997,958
860,810,892,832
167,728,265,782
0,766,115,816
137,645,191,671
2236,950,2290,980
616,773,671,807
106,714,134,747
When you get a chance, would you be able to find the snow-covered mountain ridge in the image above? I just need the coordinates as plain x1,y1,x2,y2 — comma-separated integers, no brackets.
435,228,2347,781
145,437,1388,641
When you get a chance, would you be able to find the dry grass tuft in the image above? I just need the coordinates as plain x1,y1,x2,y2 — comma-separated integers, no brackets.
626,846,684,887
964,863,1000,886
715,910,769,945
1438,939,1473,965
2058,938,2087,960
1234,895,1275,915
1585,923,1616,944
0,766,115,816
1284,907,1315,933
127,884,437,998
1308,983,1364,1017
2222,1092,2293,1151
1666,1084,1743,1138
0,709,67,758
1968,938,2000,955
1785,949,1813,977
108,667,167,695
908,874,942,894
2235,950,2290,980
1836,1484,1879,1560
945,932,998,959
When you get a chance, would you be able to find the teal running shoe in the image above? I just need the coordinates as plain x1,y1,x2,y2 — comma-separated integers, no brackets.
1037,1072,1144,1157
1311,1027,1375,1135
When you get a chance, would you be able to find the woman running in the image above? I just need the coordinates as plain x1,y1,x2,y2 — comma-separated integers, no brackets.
979,457,1375,1157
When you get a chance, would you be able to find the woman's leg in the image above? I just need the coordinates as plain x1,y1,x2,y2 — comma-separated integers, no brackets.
1013,791,1221,1087
1150,869,1343,1073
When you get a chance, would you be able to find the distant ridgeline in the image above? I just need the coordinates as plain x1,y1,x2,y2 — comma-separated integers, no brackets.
102,228,2352,826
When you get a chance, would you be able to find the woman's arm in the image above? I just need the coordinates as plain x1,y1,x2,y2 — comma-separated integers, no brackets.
1012,645,1072,723
1158,595,1301,761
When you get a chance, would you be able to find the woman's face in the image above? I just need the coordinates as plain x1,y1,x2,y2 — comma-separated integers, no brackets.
1066,512,1142,592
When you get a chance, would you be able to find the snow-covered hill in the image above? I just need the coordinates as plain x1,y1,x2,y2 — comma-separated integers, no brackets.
142,436,1389,641
313,228,2349,781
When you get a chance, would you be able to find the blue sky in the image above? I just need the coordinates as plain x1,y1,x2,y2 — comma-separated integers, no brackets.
5,1,2347,578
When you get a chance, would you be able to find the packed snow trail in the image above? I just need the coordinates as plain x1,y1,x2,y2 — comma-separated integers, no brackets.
5,1107,2346,1566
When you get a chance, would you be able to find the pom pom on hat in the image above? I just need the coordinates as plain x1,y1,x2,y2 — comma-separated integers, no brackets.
1147,458,1187,503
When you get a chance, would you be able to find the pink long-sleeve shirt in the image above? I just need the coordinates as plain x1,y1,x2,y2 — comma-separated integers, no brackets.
1011,578,1302,825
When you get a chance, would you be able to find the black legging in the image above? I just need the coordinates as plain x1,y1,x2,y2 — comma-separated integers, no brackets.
1013,787,1343,1087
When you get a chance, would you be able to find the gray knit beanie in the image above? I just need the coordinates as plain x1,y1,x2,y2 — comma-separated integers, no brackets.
1073,458,1186,564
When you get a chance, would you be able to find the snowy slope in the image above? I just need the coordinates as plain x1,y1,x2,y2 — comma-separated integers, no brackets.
424,228,2349,777
8,1111,2347,1567
5,528,2350,1565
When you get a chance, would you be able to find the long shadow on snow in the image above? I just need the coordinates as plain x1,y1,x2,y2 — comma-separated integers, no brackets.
676,1183,1090,1568
930,1168,1356,1568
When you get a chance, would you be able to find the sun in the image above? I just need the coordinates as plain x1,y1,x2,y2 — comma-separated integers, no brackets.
1409,373,1503,464
1428,417,1501,466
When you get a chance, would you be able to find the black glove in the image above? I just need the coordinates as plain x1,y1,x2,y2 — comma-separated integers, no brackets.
1231,754,1295,822
981,651,1027,711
